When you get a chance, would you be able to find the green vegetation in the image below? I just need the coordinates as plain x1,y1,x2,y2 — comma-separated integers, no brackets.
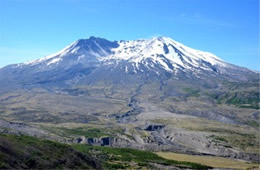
226,135,259,153
202,80,260,109
247,120,260,128
210,135,228,143
207,131,259,153
60,127,110,137
57,126,125,138
72,144,210,169
206,128,254,137
225,92,259,109
0,133,211,169
210,92,260,109
212,81,260,109
183,88,200,97
0,133,99,169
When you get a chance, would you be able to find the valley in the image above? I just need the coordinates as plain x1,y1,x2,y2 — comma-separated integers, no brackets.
0,80,259,164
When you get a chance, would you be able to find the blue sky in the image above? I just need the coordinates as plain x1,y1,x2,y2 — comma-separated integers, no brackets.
0,0,259,70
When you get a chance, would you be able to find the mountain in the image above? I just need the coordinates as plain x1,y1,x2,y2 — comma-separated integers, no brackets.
0,36,259,164
0,36,257,90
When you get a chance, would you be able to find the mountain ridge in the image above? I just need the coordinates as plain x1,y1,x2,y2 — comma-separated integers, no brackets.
0,36,258,91
2,36,258,74
7,36,234,70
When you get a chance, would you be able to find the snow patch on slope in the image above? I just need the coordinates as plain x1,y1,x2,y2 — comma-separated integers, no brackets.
23,41,79,66
47,57,63,66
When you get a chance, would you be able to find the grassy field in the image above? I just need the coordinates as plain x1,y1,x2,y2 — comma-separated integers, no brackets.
72,144,210,169
156,152,259,169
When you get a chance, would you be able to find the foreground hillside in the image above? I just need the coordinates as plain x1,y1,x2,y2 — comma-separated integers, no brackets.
0,133,100,169
0,133,210,169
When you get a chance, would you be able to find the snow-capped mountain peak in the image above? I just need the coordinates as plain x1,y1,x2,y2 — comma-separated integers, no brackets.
0,36,257,88
23,37,119,68
100,36,226,74
11,36,237,77
21,36,226,74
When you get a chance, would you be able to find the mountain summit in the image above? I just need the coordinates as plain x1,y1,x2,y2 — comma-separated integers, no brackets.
10,36,247,74
0,36,257,90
